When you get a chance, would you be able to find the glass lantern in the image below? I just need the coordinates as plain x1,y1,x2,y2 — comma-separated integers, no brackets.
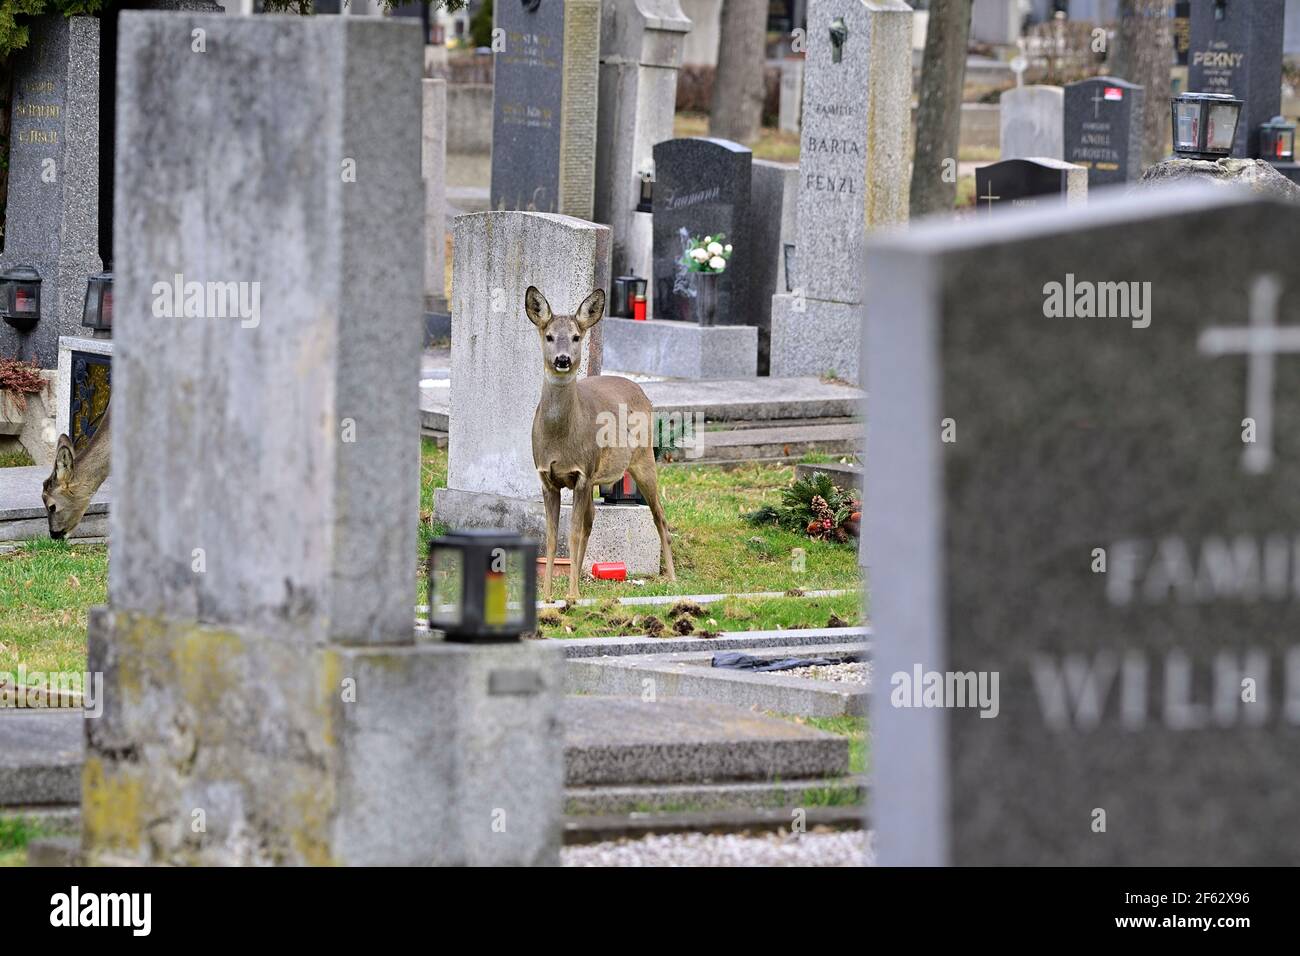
1171,92,1242,160
0,265,42,332
427,529,537,642
82,271,114,333
1260,116,1296,163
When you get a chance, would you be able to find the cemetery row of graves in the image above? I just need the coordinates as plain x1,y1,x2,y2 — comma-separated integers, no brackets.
0,0,1296,870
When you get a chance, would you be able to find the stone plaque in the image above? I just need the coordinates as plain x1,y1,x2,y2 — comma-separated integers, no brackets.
1064,76,1145,188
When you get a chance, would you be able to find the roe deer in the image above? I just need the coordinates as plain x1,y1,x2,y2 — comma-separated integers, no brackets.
42,409,110,539
526,286,675,601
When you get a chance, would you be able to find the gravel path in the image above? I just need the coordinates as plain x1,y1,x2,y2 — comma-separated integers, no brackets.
562,829,873,867
783,661,871,685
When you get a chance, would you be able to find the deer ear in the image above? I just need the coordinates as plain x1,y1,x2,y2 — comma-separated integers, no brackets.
524,286,552,329
575,289,605,331
54,435,75,483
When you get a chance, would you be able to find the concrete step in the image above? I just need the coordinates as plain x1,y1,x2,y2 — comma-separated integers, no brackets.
564,775,866,815
640,376,863,422
0,711,83,807
683,422,862,463
0,466,109,543
564,696,848,786
1,695,851,809
563,805,866,844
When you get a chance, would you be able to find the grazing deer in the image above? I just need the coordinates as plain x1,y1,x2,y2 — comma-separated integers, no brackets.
42,410,110,539
526,286,675,601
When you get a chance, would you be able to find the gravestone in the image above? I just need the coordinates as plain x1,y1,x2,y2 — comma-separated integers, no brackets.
87,13,561,867
433,211,663,573
749,159,799,374
866,185,1300,865
651,137,752,325
769,0,912,384
490,0,601,218
593,0,690,320
1064,76,1145,188
1188,0,1285,159
424,78,447,312
974,158,1087,212
1000,85,1064,160
779,57,804,133
0,15,101,370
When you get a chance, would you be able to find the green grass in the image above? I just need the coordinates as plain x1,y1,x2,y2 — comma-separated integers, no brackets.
0,816,53,867
0,448,35,468
0,538,107,679
801,715,869,775
4,440,863,675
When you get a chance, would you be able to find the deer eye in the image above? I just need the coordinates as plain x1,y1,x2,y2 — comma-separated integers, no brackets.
572,335,580,343
48,503,56,514
545,334,554,342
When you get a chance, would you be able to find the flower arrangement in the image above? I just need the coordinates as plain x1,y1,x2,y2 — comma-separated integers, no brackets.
682,233,733,274
743,471,861,543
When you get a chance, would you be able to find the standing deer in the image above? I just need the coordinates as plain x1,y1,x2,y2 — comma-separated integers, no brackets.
42,410,110,539
526,286,675,601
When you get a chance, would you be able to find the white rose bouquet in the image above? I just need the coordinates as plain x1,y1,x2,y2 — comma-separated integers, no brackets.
681,233,734,274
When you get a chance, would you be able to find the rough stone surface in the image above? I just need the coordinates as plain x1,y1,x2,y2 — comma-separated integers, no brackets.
0,16,102,370
791,0,912,305
111,13,421,646
1064,76,1145,188
999,85,1064,160
563,696,849,785
769,294,863,382
434,488,662,575
639,374,863,420
1187,0,1284,159
558,627,870,658
601,316,756,379
1137,157,1300,202
490,0,601,218
866,185,1300,865
423,78,447,310
439,211,610,505
594,0,689,320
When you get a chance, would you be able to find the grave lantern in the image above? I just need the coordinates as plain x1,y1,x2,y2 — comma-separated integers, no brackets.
427,529,537,642
0,265,42,332
81,271,114,333
612,275,648,318
1170,92,1242,160
1260,116,1296,163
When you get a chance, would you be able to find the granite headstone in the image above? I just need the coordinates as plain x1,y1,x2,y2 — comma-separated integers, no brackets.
1064,76,1145,188
490,0,600,219
651,137,752,325
0,15,101,370
768,0,913,383
974,157,1087,212
1187,0,1285,159
867,185,1300,865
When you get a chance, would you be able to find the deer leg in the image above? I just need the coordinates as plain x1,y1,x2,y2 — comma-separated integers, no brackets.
568,479,595,601
541,482,560,603
629,451,675,581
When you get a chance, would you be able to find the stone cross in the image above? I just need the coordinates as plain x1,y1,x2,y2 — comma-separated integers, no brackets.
1199,273,1298,475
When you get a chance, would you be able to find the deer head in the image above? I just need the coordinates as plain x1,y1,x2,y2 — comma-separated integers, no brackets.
525,286,604,384
41,415,110,539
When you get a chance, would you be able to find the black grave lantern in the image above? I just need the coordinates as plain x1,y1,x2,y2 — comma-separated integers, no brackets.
0,265,42,332
427,529,537,642
1260,116,1296,163
637,169,654,212
600,472,646,506
82,271,114,333
1170,92,1242,160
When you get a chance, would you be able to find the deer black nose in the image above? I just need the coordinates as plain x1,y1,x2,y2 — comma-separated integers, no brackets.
554,355,572,371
